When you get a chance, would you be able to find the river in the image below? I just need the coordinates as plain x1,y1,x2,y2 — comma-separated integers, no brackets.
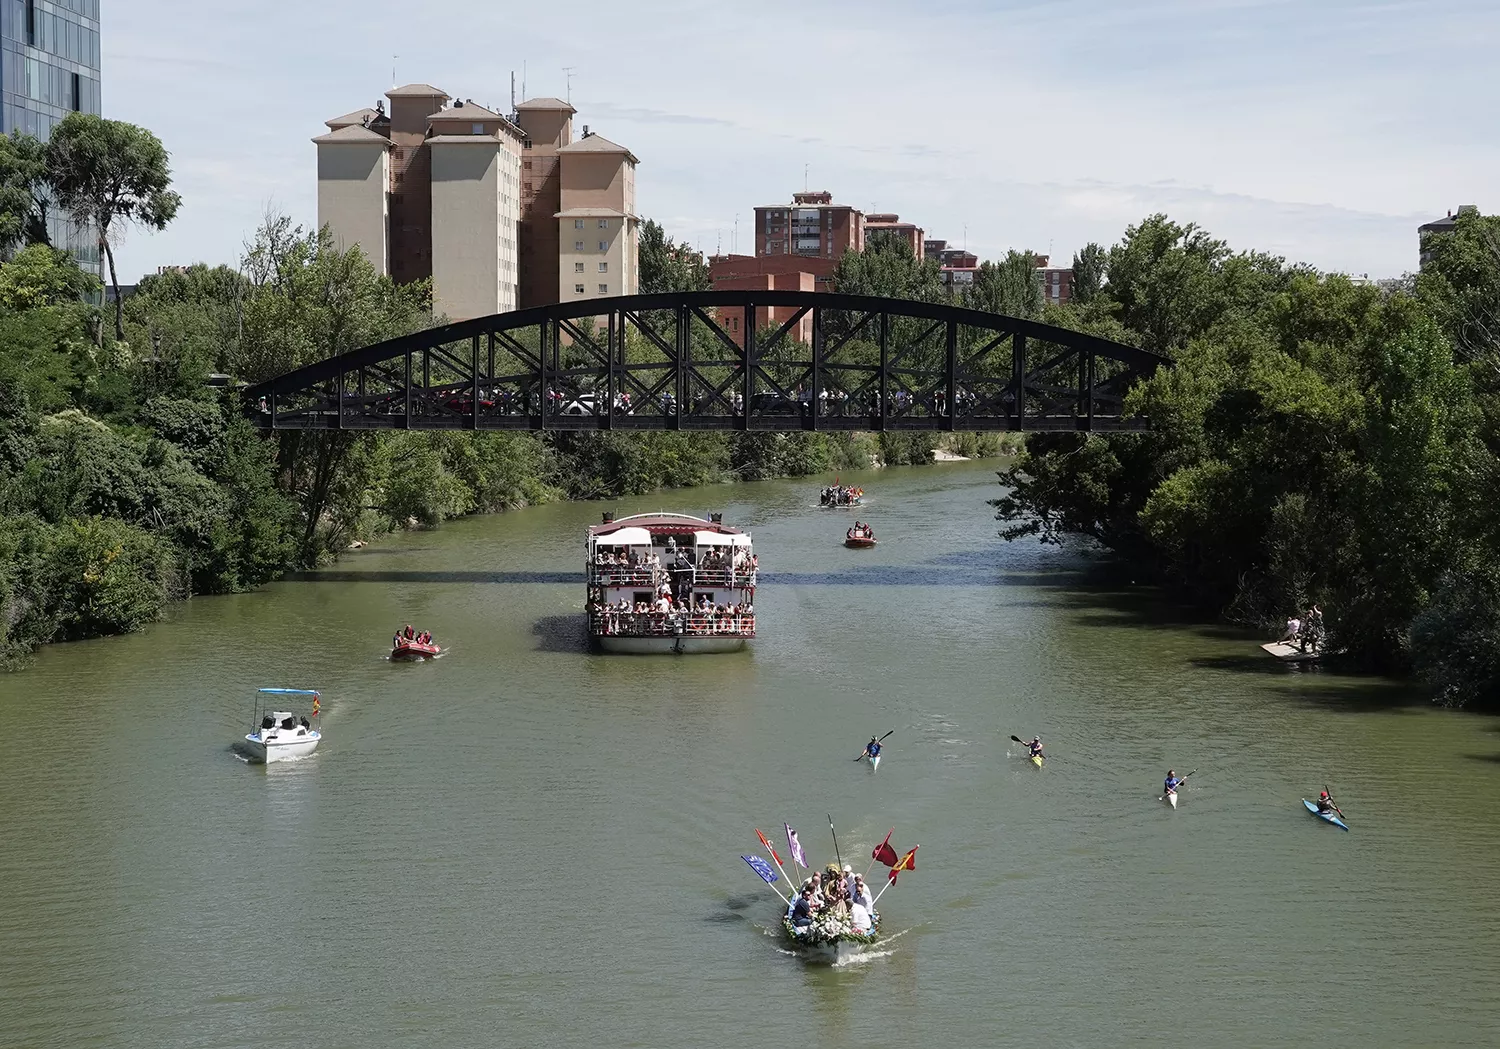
2,460,1499,1048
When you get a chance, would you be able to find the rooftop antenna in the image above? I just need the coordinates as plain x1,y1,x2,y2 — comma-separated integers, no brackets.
733,213,739,255
563,67,576,104
804,163,808,192
510,71,515,112
522,61,527,102
392,54,399,89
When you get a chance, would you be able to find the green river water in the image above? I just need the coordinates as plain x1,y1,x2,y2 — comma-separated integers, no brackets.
3,460,1499,1048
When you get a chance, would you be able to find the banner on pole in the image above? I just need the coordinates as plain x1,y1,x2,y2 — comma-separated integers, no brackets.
785,825,807,869
756,829,783,866
887,846,918,883
743,855,779,885
872,828,898,867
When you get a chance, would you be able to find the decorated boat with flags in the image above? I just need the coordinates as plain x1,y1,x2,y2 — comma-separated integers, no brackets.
742,821,918,965
586,511,757,654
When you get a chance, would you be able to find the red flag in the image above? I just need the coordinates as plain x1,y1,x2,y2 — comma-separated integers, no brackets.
871,828,898,868
756,829,783,866
887,846,918,883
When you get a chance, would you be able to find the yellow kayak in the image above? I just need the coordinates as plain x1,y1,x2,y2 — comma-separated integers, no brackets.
1030,753,1044,767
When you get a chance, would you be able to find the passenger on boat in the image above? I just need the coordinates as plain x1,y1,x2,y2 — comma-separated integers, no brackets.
1028,736,1044,759
849,899,873,934
841,864,857,901
790,887,814,927
852,874,873,910
1164,770,1184,796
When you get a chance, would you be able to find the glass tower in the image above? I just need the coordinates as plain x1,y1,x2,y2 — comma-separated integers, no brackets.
1,0,101,272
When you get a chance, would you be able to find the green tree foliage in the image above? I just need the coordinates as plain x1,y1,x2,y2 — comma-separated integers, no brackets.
833,232,944,302
996,212,1500,699
46,115,182,341
638,219,709,294
961,250,1042,318
1071,242,1106,305
0,133,53,256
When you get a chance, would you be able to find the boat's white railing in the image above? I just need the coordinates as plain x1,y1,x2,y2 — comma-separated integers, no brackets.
588,611,756,638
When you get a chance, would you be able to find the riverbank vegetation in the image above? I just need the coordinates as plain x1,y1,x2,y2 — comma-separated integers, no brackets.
994,211,1500,708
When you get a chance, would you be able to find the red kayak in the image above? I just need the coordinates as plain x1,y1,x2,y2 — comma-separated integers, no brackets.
844,535,878,549
391,640,441,660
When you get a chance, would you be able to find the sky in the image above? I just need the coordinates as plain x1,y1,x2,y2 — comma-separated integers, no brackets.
106,0,1497,284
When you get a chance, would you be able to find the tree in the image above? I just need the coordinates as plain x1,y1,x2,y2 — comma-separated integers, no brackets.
1071,242,1106,305
638,219,709,294
961,250,1042,318
0,133,52,257
45,114,182,341
832,232,944,301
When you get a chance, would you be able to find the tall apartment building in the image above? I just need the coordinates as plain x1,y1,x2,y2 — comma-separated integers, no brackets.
316,83,638,320
554,128,639,305
1,0,103,273
754,190,865,273
1034,254,1074,306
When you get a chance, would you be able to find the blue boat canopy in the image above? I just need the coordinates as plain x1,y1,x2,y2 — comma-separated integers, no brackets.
258,688,321,695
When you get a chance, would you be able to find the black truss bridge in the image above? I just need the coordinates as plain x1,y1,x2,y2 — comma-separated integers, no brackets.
242,291,1170,433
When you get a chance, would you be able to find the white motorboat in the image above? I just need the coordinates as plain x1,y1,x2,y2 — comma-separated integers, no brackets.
235,689,321,764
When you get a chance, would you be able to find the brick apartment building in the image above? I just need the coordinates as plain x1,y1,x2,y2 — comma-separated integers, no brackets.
315,83,638,322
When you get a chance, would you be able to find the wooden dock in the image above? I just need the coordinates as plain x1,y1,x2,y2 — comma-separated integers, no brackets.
1261,641,1321,663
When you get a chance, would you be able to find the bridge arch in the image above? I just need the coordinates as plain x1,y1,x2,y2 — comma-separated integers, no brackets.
242,290,1169,432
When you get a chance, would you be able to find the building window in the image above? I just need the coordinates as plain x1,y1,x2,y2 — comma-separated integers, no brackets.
575,262,584,273
574,240,584,251
598,284,608,294
598,240,608,251
575,283,585,294
598,262,607,273
575,218,585,229
523,159,532,169
598,218,609,228
471,123,484,135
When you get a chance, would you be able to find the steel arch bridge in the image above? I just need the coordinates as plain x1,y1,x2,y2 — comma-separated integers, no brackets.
242,291,1169,433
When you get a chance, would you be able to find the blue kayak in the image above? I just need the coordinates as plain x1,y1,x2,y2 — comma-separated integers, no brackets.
1302,798,1349,831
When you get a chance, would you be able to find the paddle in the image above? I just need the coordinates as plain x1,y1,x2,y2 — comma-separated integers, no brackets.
1163,769,1196,797
853,729,895,761
1324,785,1347,821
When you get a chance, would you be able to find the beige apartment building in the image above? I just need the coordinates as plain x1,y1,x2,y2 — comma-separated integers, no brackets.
316,84,638,321
555,131,639,303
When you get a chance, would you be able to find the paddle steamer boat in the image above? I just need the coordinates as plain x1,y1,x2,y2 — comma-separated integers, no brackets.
586,512,756,654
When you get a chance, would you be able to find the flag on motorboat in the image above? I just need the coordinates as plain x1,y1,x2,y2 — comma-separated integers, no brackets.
743,855,779,884
887,846,918,883
311,694,320,717
756,829,783,866
872,828,898,867
785,825,807,868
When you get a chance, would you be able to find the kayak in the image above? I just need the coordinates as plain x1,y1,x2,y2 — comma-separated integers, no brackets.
1165,791,1178,809
1302,798,1349,831
1030,754,1044,767
868,754,880,772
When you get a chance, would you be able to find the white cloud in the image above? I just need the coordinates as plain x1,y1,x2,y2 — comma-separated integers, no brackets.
108,0,1494,282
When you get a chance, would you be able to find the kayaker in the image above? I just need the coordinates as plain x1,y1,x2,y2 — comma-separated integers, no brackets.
1316,790,1335,814
1164,769,1185,796
1027,736,1044,759
863,737,883,762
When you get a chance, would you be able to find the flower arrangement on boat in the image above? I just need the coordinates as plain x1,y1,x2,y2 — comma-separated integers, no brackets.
742,822,918,962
